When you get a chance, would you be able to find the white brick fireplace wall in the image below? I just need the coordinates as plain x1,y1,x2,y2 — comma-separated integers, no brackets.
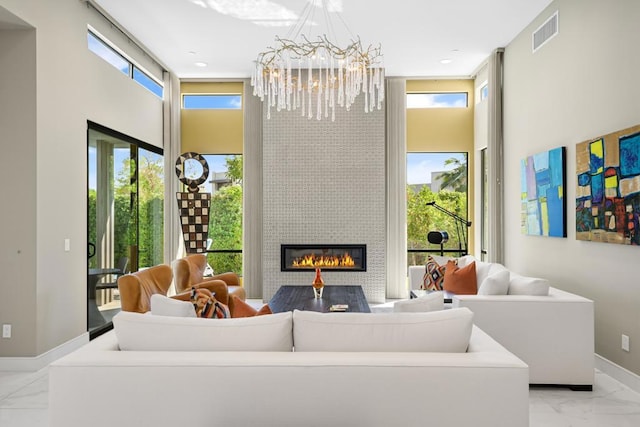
262,96,386,303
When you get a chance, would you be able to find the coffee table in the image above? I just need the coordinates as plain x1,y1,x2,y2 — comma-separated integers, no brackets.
269,285,371,313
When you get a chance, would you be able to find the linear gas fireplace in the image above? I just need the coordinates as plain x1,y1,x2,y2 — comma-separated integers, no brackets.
281,244,367,272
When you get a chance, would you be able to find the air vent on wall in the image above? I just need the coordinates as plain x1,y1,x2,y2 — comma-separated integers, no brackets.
532,11,558,53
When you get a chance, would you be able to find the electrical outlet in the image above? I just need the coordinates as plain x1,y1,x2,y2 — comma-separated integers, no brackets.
622,334,630,352
64,238,71,252
2,324,11,338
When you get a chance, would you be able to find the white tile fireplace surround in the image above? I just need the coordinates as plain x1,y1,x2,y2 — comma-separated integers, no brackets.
262,95,386,303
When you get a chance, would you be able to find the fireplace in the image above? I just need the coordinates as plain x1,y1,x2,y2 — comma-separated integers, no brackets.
281,244,367,272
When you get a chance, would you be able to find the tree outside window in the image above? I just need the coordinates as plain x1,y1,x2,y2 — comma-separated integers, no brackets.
407,152,468,266
203,155,243,276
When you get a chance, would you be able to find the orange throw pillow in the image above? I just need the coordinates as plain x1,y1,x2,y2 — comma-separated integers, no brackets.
443,260,477,295
228,295,272,318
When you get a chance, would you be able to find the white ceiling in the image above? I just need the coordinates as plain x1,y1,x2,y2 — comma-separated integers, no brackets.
93,0,553,79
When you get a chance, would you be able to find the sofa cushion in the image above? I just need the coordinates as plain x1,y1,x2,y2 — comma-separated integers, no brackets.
293,308,473,352
150,294,197,318
477,269,510,295
422,255,448,290
113,310,293,351
393,291,444,312
508,274,550,296
443,260,477,295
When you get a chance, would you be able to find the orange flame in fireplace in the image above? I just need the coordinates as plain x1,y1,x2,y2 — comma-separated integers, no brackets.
292,253,355,268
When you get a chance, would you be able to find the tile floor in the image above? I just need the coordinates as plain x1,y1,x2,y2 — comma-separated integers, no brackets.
2,366,640,426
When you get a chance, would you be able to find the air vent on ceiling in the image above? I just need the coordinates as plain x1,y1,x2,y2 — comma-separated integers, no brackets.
532,11,558,53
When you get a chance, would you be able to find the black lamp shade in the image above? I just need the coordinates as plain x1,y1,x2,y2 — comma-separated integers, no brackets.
427,231,449,245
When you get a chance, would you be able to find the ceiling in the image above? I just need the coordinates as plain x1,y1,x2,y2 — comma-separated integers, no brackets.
93,0,553,79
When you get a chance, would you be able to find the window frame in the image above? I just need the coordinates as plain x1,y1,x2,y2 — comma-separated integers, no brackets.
87,27,164,99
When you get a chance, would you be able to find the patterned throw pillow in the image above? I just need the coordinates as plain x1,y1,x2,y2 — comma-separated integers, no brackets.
422,255,449,290
190,287,230,319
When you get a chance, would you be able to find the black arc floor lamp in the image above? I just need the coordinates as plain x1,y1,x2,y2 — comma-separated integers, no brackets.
426,201,472,256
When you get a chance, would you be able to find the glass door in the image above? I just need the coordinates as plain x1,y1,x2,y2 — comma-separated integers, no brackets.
87,122,163,337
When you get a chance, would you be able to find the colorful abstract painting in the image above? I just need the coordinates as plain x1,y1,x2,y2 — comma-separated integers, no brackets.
576,124,640,245
521,147,566,237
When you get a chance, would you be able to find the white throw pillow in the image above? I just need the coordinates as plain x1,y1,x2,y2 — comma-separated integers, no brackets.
508,274,550,296
477,269,510,295
113,311,293,351
457,255,477,267
293,308,473,353
393,291,444,312
150,294,196,318
473,260,493,286
429,254,456,266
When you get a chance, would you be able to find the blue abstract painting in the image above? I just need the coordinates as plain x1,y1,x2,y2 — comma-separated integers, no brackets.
521,147,566,237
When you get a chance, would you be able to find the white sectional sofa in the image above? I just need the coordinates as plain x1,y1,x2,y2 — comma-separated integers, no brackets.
50,308,529,427
409,256,595,390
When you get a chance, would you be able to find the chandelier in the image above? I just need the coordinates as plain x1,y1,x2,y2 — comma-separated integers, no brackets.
250,0,385,122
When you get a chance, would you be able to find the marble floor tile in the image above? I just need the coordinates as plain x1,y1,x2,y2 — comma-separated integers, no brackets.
0,368,47,402
0,374,48,409
0,408,48,427
529,371,640,426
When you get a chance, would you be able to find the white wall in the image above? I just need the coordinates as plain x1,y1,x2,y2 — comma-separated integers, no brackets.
0,24,37,356
0,0,164,358
503,0,640,375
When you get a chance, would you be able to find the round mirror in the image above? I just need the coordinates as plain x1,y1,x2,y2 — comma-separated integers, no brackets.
175,152,209,192
184,158,204,180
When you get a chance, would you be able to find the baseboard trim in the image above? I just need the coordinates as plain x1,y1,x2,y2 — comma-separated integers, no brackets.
0,332,89,371
595,353,640,394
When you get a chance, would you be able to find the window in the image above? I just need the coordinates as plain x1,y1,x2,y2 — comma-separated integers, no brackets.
407,92,468,109
183,94,243,109
196,155,243,276
406,152,469,266
88,28,164,99
480,84,489,101
133,67,164,98
87,31,130,76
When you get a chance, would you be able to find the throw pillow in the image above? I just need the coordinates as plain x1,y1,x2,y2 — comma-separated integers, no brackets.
228,295,273,318
477,269,510,295
190,287,230,318
422,255,449,290
393,291,444,312
508,275,550,296
150,294,197,318
443,260,477,295
456,255,477,267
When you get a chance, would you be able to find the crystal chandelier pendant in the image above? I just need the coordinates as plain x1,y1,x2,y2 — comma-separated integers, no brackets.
250,1,385,122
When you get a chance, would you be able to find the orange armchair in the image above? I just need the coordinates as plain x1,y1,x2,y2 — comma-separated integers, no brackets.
172,254,246,303
117,264,233,313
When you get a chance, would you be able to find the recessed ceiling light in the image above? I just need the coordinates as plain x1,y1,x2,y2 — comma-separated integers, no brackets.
194,62,208,67
440,59,453,64
188,51,197,55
